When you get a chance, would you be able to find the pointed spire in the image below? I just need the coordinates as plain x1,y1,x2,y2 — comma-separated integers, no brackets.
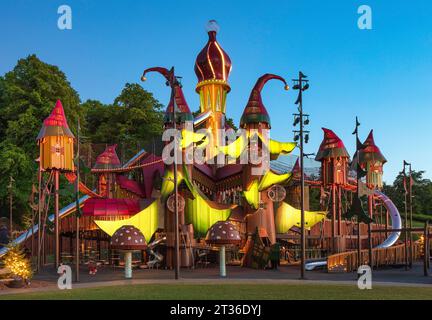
356,130,387,165
291,158,301,179
240,74,289,129
93,144,121,170
315,128,350,161
37,100,74,140
142,67,193,124
194,20,232,85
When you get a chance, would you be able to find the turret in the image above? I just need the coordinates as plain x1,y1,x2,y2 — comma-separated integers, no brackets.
93,144,121,197
194,21,232,155
240,74,289,130
36,100,75,172
195,20,232,114
354,130,387,189
315,128,350,186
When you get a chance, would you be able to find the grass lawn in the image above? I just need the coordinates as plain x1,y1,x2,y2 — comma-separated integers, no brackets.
1,283,432,300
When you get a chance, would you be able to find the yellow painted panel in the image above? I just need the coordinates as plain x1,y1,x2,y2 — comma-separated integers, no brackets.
243,180,260,209
275,201,326,233
95,200,159,241
160,169,183,200
40,136,74,171
217,134,247,159
258,171,292,191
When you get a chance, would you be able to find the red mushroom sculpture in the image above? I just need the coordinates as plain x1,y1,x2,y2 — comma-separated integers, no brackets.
110,225,147,279
205,221,241,277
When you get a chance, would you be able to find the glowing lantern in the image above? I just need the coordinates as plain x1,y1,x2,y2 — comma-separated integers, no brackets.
36,100,74,171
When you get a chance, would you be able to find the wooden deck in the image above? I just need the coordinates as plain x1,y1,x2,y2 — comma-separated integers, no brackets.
327,243,422,272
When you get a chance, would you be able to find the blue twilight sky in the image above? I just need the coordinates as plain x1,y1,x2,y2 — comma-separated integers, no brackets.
1,0,431,183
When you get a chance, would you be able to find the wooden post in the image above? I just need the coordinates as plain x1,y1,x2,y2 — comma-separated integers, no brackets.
424,221,429,277
59,234,63,264
337,186,342,236
75,119,80,282
384,204,388,239
8,176,13,240
37,168,42,272
54,170,60,269
97,238,101,261
331,184,336,253
408,166,413,268
404,182,409,270
368,195,373,268
357,219,361,269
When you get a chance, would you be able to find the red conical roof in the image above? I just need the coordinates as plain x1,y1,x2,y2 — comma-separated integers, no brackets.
240,74,289,129
359,130,387,164
94,144,121,170
292,158,301,177
315,128,350,161
37,100,74,140
142,67,192,124
194,22,232,85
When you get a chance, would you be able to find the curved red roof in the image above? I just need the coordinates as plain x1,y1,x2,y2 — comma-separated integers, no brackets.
240,74,288,129
117,175,146,197
37,100,74,139
93,144,121,170
82,198,140,217
194,30,232,84
360,130,387,164
315,128,350,161
44,100,66,125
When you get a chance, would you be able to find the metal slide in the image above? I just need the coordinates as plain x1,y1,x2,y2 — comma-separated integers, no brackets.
0,149,147,257
305,189,402,271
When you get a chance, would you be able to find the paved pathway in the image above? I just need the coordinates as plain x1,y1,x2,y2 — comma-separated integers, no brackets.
0,261,430,296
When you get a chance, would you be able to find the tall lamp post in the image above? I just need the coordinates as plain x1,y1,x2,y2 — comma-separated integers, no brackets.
75,118,81,282
403,160,413,269
292,71,310,279
168,67,181,280
141,66,181,279
352,117,363,269
8,176,14,240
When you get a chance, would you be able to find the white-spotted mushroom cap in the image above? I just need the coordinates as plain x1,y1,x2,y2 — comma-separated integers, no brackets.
110,225,147,251
205,221,241,245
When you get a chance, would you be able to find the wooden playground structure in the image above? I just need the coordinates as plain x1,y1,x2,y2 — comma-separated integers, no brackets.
1,21,431,281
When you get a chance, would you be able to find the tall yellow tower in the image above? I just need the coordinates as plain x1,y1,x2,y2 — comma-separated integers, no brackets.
37,99,75,171
194,21,232,158
36,99,75,269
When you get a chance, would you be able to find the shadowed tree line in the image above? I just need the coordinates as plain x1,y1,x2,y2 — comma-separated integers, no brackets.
383,170,432,221
0,55,164,228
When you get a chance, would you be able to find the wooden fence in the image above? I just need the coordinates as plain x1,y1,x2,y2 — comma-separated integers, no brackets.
327,242,422,272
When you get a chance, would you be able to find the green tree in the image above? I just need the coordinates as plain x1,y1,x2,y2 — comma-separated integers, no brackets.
0,55,81,224
0,56,166,229
383,170,432,216
83,83,164,161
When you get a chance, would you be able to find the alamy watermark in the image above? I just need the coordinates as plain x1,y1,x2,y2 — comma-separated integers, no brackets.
357,265,372,289
58,5,72,30
357,5,372,30
57,264,72,290
161,124,273,176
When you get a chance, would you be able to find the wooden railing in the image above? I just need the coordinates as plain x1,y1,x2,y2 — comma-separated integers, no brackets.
327,243,422,272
